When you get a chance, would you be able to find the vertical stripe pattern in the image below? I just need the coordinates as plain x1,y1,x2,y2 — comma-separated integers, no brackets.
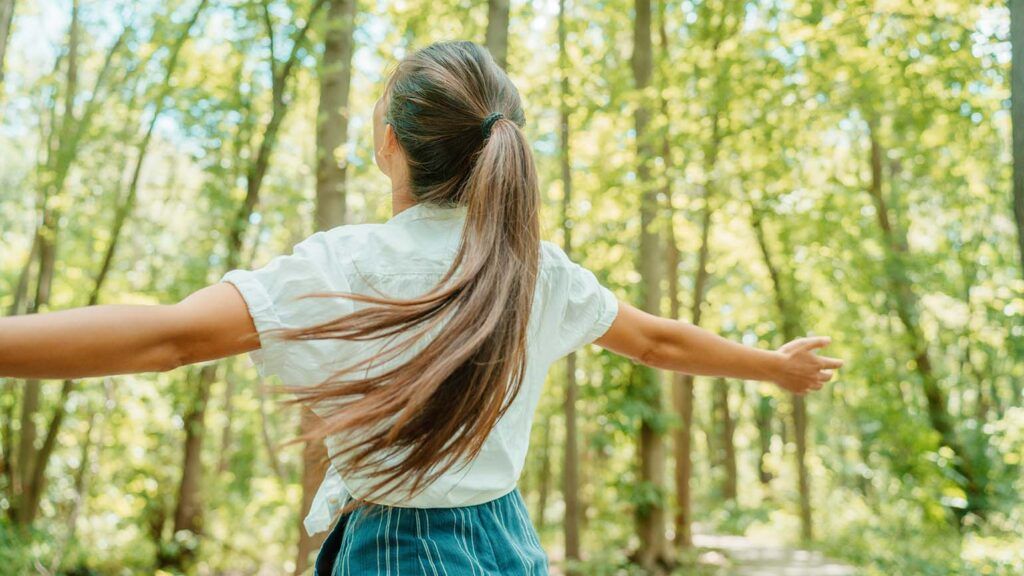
314,488,548,576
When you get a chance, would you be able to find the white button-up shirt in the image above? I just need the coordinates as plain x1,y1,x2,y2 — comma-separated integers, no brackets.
220,201,618,536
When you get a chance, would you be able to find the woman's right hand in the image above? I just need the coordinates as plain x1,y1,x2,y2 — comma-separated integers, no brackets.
771,336,844,395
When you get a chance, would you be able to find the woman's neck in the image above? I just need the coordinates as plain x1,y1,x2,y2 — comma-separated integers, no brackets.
391,188,415,215
391,181,416,216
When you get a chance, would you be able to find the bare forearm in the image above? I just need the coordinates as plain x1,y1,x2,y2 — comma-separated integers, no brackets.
646,319,783,382
1,283,262,381
0,305,181,379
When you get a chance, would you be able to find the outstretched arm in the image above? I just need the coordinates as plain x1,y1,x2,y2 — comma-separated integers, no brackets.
595,300,843,394
0,283,259,380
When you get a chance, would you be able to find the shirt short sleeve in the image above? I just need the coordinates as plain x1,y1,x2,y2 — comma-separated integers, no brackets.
219,231,355,387
543,243,619,361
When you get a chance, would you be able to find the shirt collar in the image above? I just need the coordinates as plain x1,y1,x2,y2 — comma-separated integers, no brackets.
386,202,468,226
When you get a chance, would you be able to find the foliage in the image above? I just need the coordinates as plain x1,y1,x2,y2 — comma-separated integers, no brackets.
1,0,1021,574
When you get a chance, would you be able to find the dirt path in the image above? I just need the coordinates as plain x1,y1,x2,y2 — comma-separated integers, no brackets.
693,532,859,575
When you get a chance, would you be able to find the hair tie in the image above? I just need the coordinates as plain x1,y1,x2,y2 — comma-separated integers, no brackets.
481,112,504,138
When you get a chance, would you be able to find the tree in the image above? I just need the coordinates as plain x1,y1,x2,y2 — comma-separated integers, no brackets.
0,0,14,89
485,0,509,69
1012,0,1024,279
8,0,130,527
864,119,986,518
164,1,329,569
631,0,670,569
750,206,813,541
294,2,357,573
558,0,582,567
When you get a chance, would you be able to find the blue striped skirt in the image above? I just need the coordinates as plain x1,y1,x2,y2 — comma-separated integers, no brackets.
313,487,548,576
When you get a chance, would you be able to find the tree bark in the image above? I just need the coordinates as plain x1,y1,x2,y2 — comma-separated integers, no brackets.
558,0,581,565
754,393,774,485
295,409,329,576
485,0,510,69
295,2,355,572
632,0,670,569
750,206,813,541
314,0,355,233
1012,0,1024,279
217,364,236,474
258,378,285,481
535,415,552,530
167,363,217,568
0,0,14,89
792,394,811,537
713,380,737,501
672,102,718,547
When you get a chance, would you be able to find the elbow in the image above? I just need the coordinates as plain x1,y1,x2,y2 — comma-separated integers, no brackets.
635,323,692,373
160,353,187,373
636,333,673,370
153,341,189,373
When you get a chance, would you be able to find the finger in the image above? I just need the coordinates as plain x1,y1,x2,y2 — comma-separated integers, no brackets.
809,382,823,390
798,336,832,352
817,356,844,369
817,370,834,382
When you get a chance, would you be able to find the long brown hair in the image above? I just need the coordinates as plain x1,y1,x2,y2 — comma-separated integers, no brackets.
271,41,540,505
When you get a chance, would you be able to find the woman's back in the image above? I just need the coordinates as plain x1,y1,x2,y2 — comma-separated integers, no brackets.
221,199,617,535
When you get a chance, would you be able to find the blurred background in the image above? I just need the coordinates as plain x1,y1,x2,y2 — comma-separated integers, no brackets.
1,0,1022,574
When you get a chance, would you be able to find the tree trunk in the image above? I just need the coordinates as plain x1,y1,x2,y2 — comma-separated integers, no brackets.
6,233,37,317
165,363,217,569
632,0,670,569
217,363,236,474
12,2,78,525
0,0,15,89
53,380,105,575
792,394,811,539
1012,0,1024,279
535,416,553,532
485,0,510,69
750,206,813,541
295,408,330,576
672,101,718,547
258,378,285,481
166,4,328,569
754,393,773,485
866,122,984,518
93,0,207,297
665,214,693,548
713,380,737,501
314,0,355,233
10,7,131,526
17,1,208,530
224,0,328,273
296,2,355,572
557,0,581,565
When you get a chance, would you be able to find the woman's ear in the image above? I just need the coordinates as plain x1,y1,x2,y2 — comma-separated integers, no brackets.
383,123,399,155
382,123,407,168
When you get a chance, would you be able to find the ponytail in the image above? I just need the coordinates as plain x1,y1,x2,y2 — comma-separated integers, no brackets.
271,41,540,505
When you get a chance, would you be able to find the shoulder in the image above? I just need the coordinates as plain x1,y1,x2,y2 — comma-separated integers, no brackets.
539,240,576,272
312,219,459,276
307,222,407,267
316,222,389,252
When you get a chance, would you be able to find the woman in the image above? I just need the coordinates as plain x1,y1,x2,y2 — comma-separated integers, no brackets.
0,41,842,575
